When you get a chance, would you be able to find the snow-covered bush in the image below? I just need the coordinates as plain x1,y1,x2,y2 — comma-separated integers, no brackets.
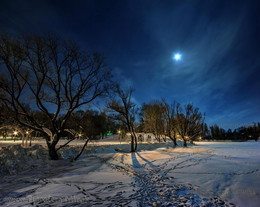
0,144,49,176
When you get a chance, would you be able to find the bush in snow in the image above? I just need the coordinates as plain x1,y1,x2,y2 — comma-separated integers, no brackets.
0,144,49,176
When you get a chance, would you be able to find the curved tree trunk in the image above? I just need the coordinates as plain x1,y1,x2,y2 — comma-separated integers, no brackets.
163,136,167,142
168,131,178,147
46,135,60,160
74,138,89,161
169,136,178,147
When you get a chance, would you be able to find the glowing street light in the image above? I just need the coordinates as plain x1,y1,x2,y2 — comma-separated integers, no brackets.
13,131,18,135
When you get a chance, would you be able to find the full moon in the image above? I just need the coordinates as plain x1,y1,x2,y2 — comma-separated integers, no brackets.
173,53,182,61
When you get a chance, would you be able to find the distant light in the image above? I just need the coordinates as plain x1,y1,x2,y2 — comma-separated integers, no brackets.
173,53,182,61
13,131,18,135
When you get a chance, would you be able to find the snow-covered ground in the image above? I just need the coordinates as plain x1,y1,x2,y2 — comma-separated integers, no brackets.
168,141,260,207
0,140,259,206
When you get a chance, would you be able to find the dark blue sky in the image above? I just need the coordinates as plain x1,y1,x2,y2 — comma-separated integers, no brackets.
1,0,260,128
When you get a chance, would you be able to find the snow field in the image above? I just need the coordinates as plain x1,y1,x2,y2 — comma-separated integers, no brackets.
0,141,259,206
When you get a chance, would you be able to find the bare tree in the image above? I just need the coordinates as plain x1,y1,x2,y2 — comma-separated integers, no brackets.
0,34,111,159
108,85,138,152
141,101,164,142
175,103,204,147
161,99,178,147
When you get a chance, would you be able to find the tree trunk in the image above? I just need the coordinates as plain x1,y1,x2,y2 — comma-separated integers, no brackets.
170,136,178,147
183,138,187,147
173,131,178,147
74,138,89,161
169,131,178,147
48,144,59,160
56,138,75,151
163,136,166,142
173,138,178,147
46,135,59,160
131,135,135,152
134,133,138,151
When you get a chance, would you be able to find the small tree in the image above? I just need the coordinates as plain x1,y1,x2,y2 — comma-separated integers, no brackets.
0,34,111,159
161,99,178,147
175,103,204,146
141,101,165,142
108,85,138,152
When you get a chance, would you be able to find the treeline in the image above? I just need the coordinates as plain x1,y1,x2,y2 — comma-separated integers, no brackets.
67,98,205,149
202,123,260,141
138,100,204,147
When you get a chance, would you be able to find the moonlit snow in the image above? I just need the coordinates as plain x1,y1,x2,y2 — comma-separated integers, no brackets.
0,140,259,207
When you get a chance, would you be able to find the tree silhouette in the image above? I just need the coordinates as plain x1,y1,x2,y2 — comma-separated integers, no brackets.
108,85,138,152
0,34,111,159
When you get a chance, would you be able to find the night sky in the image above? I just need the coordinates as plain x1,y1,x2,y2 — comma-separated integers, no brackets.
1,0,260,128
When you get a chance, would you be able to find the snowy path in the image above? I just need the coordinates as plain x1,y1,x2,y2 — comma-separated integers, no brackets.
0,142,259,206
